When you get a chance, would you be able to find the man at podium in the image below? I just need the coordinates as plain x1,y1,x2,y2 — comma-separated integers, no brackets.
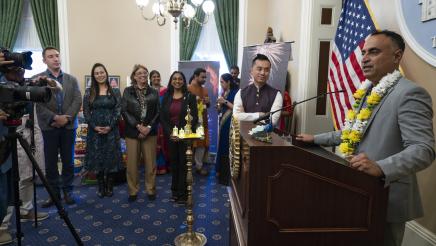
297,30,435,246
233,54,283,126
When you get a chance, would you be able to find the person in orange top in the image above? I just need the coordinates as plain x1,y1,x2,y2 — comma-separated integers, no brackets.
188,68,210,176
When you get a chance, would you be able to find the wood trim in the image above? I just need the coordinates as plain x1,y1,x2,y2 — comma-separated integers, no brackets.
266,163,373,232
405,221,436,245
229,187,247,246
316,41,331,115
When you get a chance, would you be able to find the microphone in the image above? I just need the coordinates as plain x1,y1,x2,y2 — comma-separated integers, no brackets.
252,90,345,125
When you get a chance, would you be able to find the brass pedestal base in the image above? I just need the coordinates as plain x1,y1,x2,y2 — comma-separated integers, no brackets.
174,232,207,246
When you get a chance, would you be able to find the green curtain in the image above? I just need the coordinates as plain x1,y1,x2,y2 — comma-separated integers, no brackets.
213,0,238,68
179,8,205,61
31,0,59,49
0,0,23,49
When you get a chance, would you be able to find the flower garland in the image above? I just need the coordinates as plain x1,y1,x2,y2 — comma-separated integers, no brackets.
339,70,402,157
197,100,205,124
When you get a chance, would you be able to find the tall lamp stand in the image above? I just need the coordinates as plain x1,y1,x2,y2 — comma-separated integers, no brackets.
174,106,207,246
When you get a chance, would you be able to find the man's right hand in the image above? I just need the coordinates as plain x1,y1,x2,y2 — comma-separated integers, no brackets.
295,133,315,143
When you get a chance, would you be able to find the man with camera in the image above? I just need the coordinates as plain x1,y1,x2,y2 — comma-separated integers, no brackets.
0,50,15,245
35,47,82,208
0,105,12,245
0,50,63,244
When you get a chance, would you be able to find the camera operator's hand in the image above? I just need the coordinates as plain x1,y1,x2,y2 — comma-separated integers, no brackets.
33,76,62,91
0,52,14,67
0,109,9,121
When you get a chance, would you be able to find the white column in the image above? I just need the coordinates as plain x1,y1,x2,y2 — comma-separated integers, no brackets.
57,0,70,73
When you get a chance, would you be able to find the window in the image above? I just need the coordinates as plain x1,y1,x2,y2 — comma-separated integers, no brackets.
191,14,229,77
13,0,44,78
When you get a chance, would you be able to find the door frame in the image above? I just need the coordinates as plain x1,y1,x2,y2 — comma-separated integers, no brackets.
296,0,315,133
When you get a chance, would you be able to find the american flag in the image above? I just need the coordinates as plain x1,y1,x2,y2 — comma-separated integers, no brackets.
328,0,376,130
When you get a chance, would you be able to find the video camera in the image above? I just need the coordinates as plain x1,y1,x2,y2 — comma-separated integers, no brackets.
0,48,52,120
0,78,52,103
0,48,33,70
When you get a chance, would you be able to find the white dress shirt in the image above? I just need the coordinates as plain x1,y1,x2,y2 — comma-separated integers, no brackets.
232,88,283,126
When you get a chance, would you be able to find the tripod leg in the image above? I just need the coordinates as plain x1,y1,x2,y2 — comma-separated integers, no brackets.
9,130,23,246
17,135,83,246
29,106,38,228
32,168,37,228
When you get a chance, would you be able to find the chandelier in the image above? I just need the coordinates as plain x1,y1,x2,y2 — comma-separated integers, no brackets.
135,0,215,28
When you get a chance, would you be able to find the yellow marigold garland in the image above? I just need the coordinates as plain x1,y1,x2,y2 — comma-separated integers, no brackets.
339,70,401,157
197,100,205,123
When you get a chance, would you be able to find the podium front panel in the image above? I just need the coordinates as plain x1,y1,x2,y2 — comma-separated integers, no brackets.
229,122,388,246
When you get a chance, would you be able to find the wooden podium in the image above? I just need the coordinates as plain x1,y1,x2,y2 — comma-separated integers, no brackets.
229,122,389,246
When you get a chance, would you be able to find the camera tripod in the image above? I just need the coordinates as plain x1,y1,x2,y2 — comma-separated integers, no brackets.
5,120,83,246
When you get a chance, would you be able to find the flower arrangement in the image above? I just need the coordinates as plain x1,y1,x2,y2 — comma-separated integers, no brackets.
339,70,402,157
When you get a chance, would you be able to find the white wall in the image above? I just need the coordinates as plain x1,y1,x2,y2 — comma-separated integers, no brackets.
67,0,172,92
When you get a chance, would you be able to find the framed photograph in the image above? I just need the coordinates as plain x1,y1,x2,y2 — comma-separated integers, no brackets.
84,75,120,88
84,75,92,89
108,76,120,88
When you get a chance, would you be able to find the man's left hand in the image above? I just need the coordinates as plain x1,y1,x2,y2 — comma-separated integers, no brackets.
0,52,13,67
52,115,70,127
350,153,384,177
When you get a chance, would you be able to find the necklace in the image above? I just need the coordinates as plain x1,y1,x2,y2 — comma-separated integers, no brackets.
339,70,402,157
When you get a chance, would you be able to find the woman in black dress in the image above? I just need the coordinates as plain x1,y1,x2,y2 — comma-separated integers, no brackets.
83,63,122,198
160,71,198,204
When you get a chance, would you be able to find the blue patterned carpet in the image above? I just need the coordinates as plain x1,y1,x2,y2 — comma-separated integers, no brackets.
8,171,230,245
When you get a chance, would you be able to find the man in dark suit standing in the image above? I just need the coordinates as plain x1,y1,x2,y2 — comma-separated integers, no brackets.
35,47,82,207
296,30,435,246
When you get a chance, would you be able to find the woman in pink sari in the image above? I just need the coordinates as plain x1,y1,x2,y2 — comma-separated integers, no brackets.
149,70,169,174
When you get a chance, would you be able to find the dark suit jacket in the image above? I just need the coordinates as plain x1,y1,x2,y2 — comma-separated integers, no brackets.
34,71,82,131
